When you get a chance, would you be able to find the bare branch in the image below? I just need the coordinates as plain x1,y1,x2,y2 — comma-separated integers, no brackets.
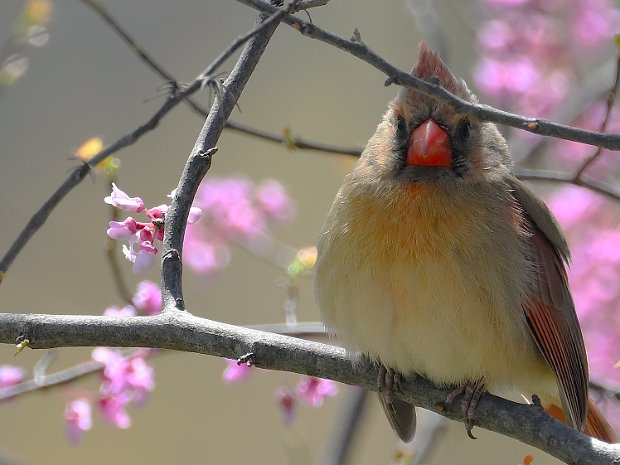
238,0,620,151
0,348,145,401
160,8,286,311
78,0,359,157
573,53,620,179
0,311,618,465
80,0,620,208
515,168,620,203
0,5,289,282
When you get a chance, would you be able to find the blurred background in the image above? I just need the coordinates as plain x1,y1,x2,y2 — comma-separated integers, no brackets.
0,1,619,464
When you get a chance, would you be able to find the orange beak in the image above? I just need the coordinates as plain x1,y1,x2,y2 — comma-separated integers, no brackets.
406,119,452,168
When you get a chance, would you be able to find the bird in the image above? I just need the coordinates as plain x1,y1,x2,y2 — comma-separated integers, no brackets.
314,42,616,443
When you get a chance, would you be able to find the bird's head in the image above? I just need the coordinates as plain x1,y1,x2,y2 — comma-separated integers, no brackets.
355,42,511,189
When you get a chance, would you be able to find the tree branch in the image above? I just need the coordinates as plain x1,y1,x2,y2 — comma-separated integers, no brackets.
0,5,288,283
0,310,618,465
160,7,287,311
238,0,620,151
77,0,360,157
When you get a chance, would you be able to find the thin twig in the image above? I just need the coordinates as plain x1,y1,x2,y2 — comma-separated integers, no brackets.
515,168,620,203
591,378,620,402
512,57,619,165
0,6,290,282
160,7,289,311
573,54,620,179
238,0,620,151
0,348,146,401
78,0,359,157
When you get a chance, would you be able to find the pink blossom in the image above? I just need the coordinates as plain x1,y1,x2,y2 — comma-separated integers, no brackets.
104,183,145,213
477,20,513,51
146,204,167,220
185,177,295,276
183,228,230,274
188,206,203,224
105,187,202,274
256,179,295,221
573,0,620,47
274,386,296,425
107,217,138,240
92,347,126,393
133,280,161,315
126,357,154,403
103,305,137,317
0,365,25,388
547,186,602,229
122,240,156,274
92,347,155,426
99,392,131,429
222,359,253,383
65,398,92,443
295,377,338,407
133,250,156,273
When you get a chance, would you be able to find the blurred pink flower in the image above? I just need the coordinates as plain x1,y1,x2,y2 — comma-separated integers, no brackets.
125,357,155,404
185,176,295,276
546,184,620,434
65,398,92,443
99,392,131,429
92,347,155,427
0,365,25,388
183,230,230,275
222,359,253,383
295,377,338,407
133,280,162,316
474,0,619,118
274,386,296,425
103,305,137,317
547,186,602,228
256,179,296,221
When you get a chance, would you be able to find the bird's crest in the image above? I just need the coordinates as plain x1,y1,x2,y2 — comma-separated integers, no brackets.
411,42,461,95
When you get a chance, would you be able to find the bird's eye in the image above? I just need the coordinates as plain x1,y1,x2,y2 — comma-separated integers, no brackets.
456,119,471,142
396,116,408,144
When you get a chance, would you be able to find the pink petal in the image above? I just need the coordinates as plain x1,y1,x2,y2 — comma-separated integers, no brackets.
104,183,145,213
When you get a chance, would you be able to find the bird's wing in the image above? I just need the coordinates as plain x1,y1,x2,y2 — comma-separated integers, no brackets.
508,176,588,430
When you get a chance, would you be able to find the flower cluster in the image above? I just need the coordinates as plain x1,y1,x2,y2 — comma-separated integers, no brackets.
223,359,337,425
65,281,160,443
475,0,620,429
105,184,202,273
474,0,619,116
0,365,26,389
548,188,620,379
184,177,295,275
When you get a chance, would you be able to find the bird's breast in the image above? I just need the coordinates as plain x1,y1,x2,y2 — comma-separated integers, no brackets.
315,182,552,393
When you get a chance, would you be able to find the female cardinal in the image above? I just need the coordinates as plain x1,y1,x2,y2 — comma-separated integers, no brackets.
314,43,616,443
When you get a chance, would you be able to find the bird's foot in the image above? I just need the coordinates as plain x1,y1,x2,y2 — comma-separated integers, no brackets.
377,365,402,402
445,380,486,439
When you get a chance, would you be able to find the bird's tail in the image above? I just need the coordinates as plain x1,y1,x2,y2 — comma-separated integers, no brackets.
546,398,616,443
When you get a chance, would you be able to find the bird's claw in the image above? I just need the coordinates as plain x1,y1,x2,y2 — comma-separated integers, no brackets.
377,365,402,403
446,381,485,440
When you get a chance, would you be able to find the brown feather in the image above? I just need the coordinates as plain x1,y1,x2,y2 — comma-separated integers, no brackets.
509,177,588,430
377,393,416,442
585,398,618,443
546,400,616,442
